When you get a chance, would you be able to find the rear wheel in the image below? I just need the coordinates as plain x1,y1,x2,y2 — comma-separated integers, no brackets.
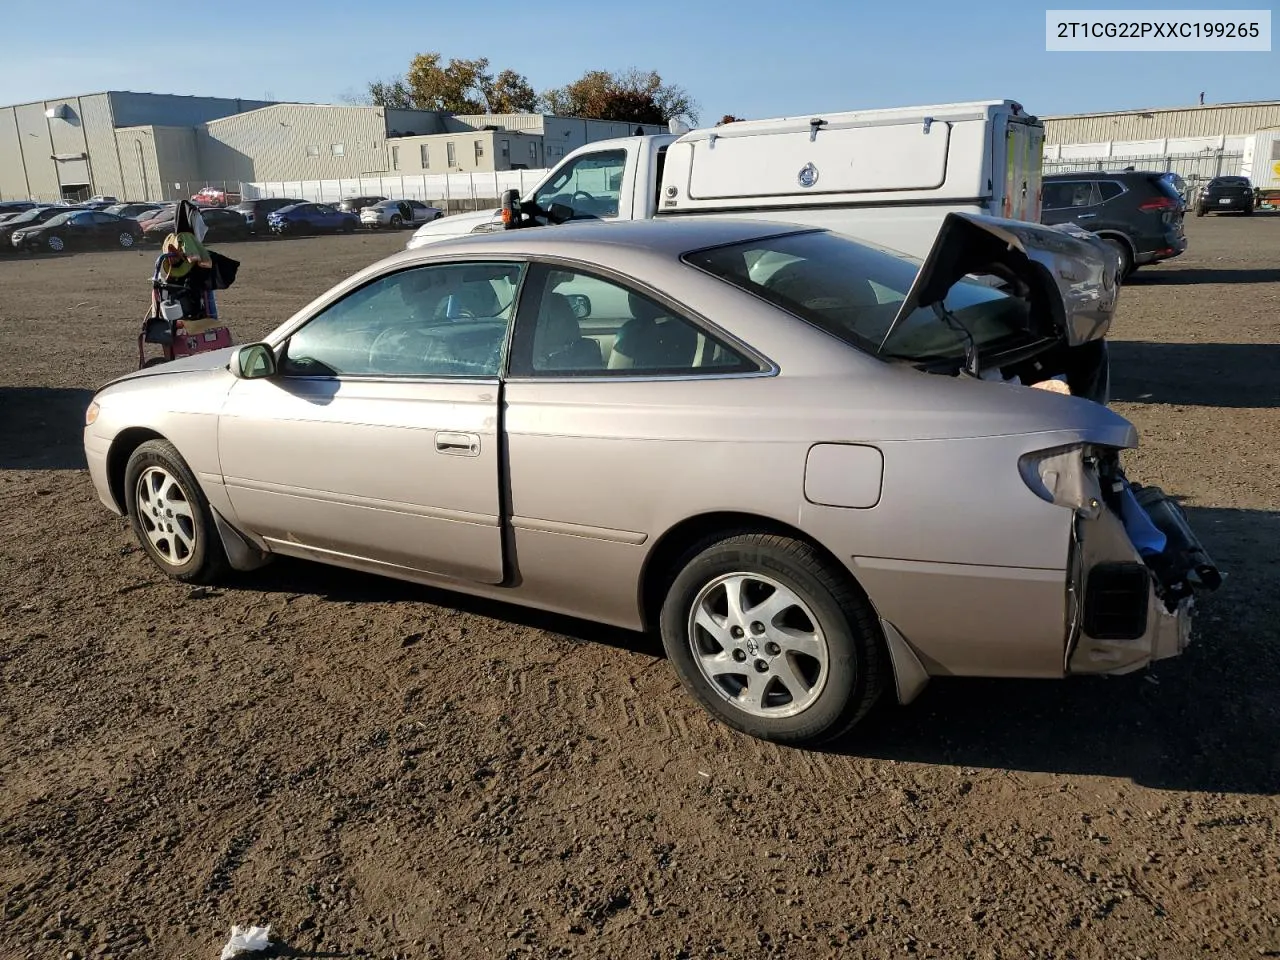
659,533,885,745
124,439,228,584
118,231,135,248
1102,237,1132,279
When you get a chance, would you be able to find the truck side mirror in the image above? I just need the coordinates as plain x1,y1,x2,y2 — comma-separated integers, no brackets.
500,189,521,229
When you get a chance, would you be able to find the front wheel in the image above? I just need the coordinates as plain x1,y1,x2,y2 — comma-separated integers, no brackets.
389,214,403,229
46,235,65,253
659,533,885,745
1195,205,1206,217
124,439,229,584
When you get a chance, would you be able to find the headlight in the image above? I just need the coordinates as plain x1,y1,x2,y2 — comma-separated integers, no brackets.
1018,444,1103,517
85,401,100,426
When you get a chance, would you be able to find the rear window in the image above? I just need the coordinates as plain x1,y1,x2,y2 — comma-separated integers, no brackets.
1150,175,1184,203
684,230,1031,364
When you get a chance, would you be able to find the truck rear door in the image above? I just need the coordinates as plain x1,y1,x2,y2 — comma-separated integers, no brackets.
998,117,1044,222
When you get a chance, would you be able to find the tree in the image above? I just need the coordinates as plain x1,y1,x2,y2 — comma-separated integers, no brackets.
366,77,413,109
540,69,699,125
717,114,745,126
489,69,538,114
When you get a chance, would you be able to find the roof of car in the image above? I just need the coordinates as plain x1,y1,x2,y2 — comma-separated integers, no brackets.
400,218,811,263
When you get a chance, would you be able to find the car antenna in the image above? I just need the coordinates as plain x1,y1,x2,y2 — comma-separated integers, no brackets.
932,301,981,379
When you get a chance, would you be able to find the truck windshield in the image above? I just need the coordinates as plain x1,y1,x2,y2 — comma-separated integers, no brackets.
684,230,1031,363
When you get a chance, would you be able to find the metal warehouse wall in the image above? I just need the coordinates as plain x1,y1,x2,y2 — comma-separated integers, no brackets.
1044,101,1280,144
115,127,164,201
79,94,126,198
13,103,59,199
0,109,26,199
199,104,391,182
108,92,274,129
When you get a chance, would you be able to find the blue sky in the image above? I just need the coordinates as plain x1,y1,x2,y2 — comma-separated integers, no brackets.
3,0,1274,120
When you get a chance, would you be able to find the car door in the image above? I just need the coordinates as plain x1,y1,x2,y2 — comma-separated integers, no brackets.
217,259,524,583
67,212,99,248
500,262,766,623
408,200,430,225
312,204,338,230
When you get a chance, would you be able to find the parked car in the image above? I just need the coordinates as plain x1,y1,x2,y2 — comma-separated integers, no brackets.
11,209,142,253
81,218,1220,746
142,206,251,243
1040,171,1187,276
229,198,305,234
0,206,75,251
104,202,167,220
337,195,386,216
88,195,119,204
1195,176,1254,216
266,203,358,235
360,198,441,230
0,200,38,215
191,187,241,208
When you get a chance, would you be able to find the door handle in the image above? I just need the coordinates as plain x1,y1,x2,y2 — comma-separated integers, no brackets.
1075,213,1097,220
435,432,480,457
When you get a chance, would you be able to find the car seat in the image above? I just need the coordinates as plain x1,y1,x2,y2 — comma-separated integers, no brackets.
608,292,698,370
534,293,604,371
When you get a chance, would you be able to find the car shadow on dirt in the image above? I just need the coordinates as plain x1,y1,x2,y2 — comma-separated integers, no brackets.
238,557,665,659
0,386,94,469
842,504,1280,795
1129,266,1280,285
1109,341,1280,407
235,504,1277,795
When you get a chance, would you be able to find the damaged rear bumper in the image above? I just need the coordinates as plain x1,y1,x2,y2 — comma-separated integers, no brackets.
1067,480,1221,675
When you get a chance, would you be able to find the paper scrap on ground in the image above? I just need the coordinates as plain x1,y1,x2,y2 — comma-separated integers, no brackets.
220,924,272,959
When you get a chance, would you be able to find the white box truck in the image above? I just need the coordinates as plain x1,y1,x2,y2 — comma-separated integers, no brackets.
406,99,1045,261
1241,127,1280,204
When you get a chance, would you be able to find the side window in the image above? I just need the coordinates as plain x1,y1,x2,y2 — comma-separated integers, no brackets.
510,265,757,377
92,212,116,224
531,150,626,220
281,262,524,379
1042,181,1096,210
1097,181,1124,202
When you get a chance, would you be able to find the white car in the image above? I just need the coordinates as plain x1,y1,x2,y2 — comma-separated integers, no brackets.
359,199,441,230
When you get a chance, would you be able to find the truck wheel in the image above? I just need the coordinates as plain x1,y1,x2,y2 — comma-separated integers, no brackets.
659,532,886,745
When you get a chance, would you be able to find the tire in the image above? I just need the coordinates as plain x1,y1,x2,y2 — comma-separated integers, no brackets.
1195,205,1206,217
1243,206,1254,216
46,235,65,253
659,533,885,745
118,231,136,249
141,356,167,368
124,439,229,584
1102,237,1132,279
389,214,403,229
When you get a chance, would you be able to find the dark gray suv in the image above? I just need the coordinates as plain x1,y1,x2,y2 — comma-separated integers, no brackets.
1041,171,1187,276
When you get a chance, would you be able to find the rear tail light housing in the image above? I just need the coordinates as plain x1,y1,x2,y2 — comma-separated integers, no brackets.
1019,444,1104,517
1138,196,1178,213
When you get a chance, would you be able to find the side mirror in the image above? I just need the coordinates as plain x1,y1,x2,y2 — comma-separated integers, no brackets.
500,188,521,229
230,342,277,380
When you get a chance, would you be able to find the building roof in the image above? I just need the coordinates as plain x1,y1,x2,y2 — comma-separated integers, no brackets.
1042,98,1280,120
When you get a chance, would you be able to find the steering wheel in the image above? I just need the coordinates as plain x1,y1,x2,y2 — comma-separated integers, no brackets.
571,191,596,206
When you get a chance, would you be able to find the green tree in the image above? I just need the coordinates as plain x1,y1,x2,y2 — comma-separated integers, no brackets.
540,69,698,125
366,77,413,109
717,114,745,125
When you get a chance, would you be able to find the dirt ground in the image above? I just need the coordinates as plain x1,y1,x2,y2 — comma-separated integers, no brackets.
1,218,1278,960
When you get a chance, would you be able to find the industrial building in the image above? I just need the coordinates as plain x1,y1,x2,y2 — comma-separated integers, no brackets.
0,90,666,202
1043,98,1280,144
0,91,273,202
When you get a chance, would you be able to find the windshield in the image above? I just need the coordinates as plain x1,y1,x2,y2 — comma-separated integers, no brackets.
684,230,1032,363
9,208,48,224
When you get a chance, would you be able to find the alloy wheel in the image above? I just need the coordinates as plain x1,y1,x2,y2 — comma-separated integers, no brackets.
134,466,197,567
688,572,830,718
